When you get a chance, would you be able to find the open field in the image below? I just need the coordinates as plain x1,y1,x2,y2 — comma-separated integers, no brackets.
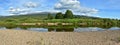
0,30,120,45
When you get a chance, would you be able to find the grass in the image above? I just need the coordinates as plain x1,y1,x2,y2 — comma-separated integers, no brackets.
0,17,119,28
112,37,120,43
118,37,120,42
26,38,44,45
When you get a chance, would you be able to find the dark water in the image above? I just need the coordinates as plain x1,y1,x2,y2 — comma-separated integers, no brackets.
0,26,120,32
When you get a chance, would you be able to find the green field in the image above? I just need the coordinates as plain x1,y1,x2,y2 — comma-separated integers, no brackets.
0,10,119,28
0,14,119,28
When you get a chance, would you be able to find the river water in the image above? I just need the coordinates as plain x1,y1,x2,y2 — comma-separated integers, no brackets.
0,26,120,32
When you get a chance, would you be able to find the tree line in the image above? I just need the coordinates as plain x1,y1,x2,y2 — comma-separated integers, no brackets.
48,10,74,19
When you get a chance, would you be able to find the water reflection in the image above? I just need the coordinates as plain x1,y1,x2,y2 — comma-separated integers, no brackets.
0,27,6,30
0,26,120,32
28,28,48,32
48,28,74,32
109,27,120,30
74,27,105,32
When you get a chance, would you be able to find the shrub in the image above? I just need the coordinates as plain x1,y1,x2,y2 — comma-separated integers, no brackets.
64,10,73,19
55,12,64,19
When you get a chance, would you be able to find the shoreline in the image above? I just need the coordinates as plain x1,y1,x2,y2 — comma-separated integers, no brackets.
0,30,120,45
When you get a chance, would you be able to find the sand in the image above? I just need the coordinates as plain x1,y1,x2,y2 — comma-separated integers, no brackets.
0,30,120,45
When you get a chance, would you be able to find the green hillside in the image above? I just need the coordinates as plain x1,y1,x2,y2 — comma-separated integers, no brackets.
0,12,119,28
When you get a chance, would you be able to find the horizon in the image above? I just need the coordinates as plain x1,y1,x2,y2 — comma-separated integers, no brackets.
0,0,120,19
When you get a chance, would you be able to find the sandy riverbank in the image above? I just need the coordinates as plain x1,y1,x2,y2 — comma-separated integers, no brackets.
0,30,120,45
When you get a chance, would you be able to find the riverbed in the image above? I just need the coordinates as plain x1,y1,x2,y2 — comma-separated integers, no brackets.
0,30,120,45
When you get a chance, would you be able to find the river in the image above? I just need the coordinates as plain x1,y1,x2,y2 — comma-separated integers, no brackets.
0,26,120,32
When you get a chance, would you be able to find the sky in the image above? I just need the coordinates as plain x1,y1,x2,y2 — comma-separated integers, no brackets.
0,0,120,19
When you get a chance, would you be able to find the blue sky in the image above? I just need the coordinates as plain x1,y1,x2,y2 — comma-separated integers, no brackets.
0,0,120,19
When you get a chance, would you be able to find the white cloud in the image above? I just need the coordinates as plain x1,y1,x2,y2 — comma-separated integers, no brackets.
24,2,39,8
7,1,40,15
54,0,98,15
8,7,30,15
55,0,80,9
76,7,98,15
29,10,61,14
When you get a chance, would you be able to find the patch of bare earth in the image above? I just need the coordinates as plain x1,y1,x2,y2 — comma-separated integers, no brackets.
0,30,120,45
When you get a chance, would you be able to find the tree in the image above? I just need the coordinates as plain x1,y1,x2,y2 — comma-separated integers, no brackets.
55,12,64,19
64,10,74,19
47,13,53,19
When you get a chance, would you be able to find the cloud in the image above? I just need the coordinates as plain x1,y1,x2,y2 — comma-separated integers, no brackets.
55,0,80,9
54,0,98,15
76,7,98,14
7,1,40,15
24,2,39,8
8,7,30,15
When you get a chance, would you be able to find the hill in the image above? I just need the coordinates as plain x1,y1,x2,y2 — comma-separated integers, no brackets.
0,13,101,20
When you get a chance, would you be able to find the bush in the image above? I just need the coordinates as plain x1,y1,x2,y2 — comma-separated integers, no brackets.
47,13,54,19
55,12,64,19
64,10,73,19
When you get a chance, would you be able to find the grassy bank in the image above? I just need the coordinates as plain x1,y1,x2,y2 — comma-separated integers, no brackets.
0,18,119,28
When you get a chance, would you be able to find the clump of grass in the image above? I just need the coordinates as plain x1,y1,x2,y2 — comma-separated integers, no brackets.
111,37,120,43
118,37,120,42
26,38,44,45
